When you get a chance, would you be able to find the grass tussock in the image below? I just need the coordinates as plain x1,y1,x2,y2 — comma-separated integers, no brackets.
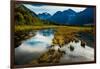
30,48,65,64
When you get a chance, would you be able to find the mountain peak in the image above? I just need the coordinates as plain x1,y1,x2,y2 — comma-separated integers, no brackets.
38,12,51,20
63,9,76,14
54,11,62,15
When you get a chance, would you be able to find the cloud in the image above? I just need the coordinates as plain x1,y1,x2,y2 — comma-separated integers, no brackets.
23,4,86,15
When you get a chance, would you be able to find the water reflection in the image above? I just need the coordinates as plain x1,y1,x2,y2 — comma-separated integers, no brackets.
39,29,55,36
15,29,55,65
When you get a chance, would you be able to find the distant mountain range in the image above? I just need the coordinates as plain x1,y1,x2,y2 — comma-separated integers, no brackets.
15,4,95,26
48,9,76,25
37,8,95,25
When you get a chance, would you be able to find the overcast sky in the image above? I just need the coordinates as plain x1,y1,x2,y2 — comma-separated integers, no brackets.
24,4,86,15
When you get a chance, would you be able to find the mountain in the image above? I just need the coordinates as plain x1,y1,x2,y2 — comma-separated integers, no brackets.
38,12,51,20
40,8,94,25
48,9,76,24
68,8,95,25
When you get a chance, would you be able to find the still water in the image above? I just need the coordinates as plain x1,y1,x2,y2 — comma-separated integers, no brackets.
15,29,55,65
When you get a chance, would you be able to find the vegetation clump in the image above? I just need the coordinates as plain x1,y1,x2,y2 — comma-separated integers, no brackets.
30,48,66,64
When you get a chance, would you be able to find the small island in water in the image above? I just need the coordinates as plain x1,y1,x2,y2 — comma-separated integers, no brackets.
14,3,95,65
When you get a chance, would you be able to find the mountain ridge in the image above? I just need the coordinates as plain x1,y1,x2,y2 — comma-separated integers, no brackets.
37,8,94,25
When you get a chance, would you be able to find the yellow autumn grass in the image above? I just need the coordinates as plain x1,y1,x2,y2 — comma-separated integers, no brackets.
15,25,93,32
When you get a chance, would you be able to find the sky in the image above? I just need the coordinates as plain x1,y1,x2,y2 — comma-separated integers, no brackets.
23,4,86,15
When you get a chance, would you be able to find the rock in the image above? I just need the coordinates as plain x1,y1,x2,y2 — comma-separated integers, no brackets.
81,40,86,48
69,45,74,51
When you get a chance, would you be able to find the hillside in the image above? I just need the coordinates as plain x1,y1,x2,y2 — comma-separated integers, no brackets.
15,4,44,26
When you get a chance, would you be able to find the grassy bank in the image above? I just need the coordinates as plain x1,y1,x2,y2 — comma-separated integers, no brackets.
15,25,93,32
